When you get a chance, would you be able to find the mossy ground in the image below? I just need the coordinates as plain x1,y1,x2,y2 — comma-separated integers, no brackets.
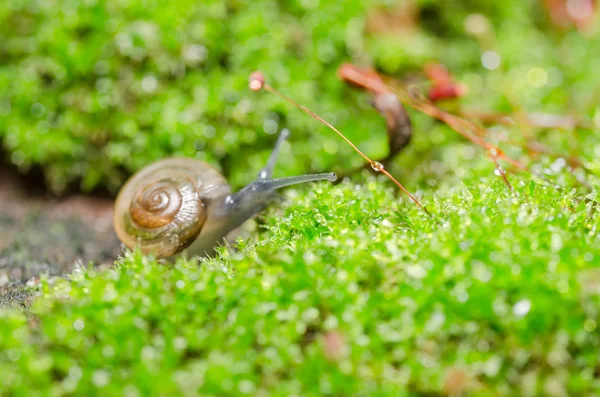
1,0,600,395
1,174,600,395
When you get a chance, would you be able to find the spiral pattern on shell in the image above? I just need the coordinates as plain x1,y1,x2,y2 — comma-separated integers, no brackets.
113,158,229,258
130,180,183,229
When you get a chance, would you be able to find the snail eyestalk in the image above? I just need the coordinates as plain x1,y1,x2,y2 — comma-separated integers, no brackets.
262,172,338,190
248,71,433,218
259,128,290,180
226,129,337,222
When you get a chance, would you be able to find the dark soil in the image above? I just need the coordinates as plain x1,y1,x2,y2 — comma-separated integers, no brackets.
0,167,121,308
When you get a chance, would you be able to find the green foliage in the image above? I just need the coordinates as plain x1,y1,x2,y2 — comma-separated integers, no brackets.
0,0,385,193
3,0,600,193
1,174,600,395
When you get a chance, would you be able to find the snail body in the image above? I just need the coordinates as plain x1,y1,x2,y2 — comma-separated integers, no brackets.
114,129,336,258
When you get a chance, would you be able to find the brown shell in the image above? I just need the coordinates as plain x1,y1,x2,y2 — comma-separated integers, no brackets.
113,158,229,258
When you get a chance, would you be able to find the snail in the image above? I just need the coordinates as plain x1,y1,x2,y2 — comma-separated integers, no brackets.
113,129,337,258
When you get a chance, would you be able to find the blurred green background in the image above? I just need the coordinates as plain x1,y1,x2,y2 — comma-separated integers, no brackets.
2,0,598,194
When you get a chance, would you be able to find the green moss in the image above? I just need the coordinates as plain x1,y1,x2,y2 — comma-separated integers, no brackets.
1,174,600,395
0,0,380,193
2,0,599,193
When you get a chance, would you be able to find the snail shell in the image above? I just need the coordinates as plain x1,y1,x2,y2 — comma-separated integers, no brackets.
113,158,230,258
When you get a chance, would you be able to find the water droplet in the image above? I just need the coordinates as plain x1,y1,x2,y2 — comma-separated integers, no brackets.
425,311,446,332
238,380,256,394
483,355,502,376
527,67,548,88
488,147,499,157
473,262,492,283
551,234,563,252
302,307,320,322
557,279,569,294
182,44,208,64
356,334,370,346
465,13,489,36
141,75,158,93
381,219,393,227
92,370,110,388
371,161,384,172
141,346,156,361
263,119,278,134
30,102,45,117
584,319,597,332
513,299,531,317
481,51,500,70
457,290,469,302
102,345,115,357
73,319,85,331
406,264,426,279
69,366,82,379
174,336,188,350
